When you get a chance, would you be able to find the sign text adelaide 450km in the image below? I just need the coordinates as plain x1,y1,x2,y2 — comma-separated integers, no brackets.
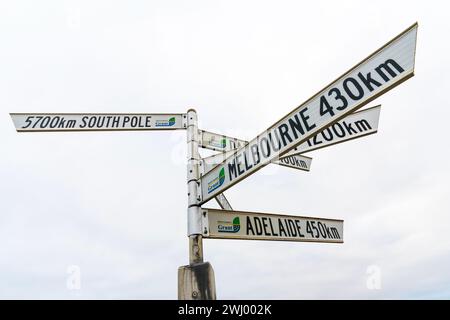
202,208,343,243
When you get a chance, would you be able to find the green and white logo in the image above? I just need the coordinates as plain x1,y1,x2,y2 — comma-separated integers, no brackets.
207,167,225,193
208,138,227,149
218,217,240,233
155,117,176,127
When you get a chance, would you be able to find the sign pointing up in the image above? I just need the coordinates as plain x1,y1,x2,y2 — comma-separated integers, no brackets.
199,23,418,204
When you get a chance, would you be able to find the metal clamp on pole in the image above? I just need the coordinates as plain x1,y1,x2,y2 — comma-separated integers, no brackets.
179,108,217,300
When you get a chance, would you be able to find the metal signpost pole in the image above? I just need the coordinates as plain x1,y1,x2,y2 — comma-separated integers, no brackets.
186,109,203,264
178,109,216,300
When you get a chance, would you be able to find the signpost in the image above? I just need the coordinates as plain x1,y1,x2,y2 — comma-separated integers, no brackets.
202,208,343,243
9,23,418,300
199,23,417,204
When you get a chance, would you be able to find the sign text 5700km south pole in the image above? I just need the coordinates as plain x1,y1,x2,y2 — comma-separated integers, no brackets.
200,23,418,204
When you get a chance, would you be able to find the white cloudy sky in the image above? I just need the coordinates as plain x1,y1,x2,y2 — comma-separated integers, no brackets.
1,0,449,299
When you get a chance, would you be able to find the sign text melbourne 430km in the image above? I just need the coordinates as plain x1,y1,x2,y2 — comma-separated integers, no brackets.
200,23,418,203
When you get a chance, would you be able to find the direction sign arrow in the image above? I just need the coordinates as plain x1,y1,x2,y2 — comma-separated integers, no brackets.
201,208,343,243
283,104,380,157
200,105,380,175
274,154,313,171
10,113,187,132
199,130,247,152
202,105,379,175
202,151,312,174
199,23,417,204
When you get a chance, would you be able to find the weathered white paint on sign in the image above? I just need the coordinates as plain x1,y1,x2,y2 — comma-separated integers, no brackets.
200,24,417,204
10,113,187,131
202,208,343,243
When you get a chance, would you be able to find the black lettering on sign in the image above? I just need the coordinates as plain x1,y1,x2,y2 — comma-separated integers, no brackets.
260,137,270,158
67,119,76,128
250,144,260,166
320,95,334,117
295,220,305,238
80,116,88,128
57,117,66,128
375,59,405,82
343,77,364,101
300,159,307,168
317,222,327,238
343,121,357,135
288,114,305,139
328,88,348,111
123,116,130,127
254,217,263,236
21,116,34,129
284,219,292,237
236,154,245,175
246,216,255,236
32,116,42,128
39,116,50,128
331,227,340,239
287,220,297,237
228,160,238,181
243,151,253,171
322,127,333,142
268,218,278,236
130,116,138,127
358,72,381,92
97,117,106,128
299,108,316,132
88,116,97,128
278,124,292,147
112,116,120,128
355,119,371,132
268,131,281,152
262,217,270,236
278,219,287,237
317,58,404,123
49,116,60,128
306,221,314,237
105,116,112,127
325,224,333,238
332,122,346,138
312,134,323,146
311,221,319,238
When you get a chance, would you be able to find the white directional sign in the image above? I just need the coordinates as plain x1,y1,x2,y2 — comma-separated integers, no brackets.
200,105,380,175
284,104,381,157
274,154,312,171
200,23,417,204
202,151,312,174
10,113,187,132
199,130,247,152
202,208,343,243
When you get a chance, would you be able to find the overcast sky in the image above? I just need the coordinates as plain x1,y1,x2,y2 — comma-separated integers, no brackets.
1,0,450,299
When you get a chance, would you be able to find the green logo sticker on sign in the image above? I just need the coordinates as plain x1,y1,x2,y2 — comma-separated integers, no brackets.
217,217,240,233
